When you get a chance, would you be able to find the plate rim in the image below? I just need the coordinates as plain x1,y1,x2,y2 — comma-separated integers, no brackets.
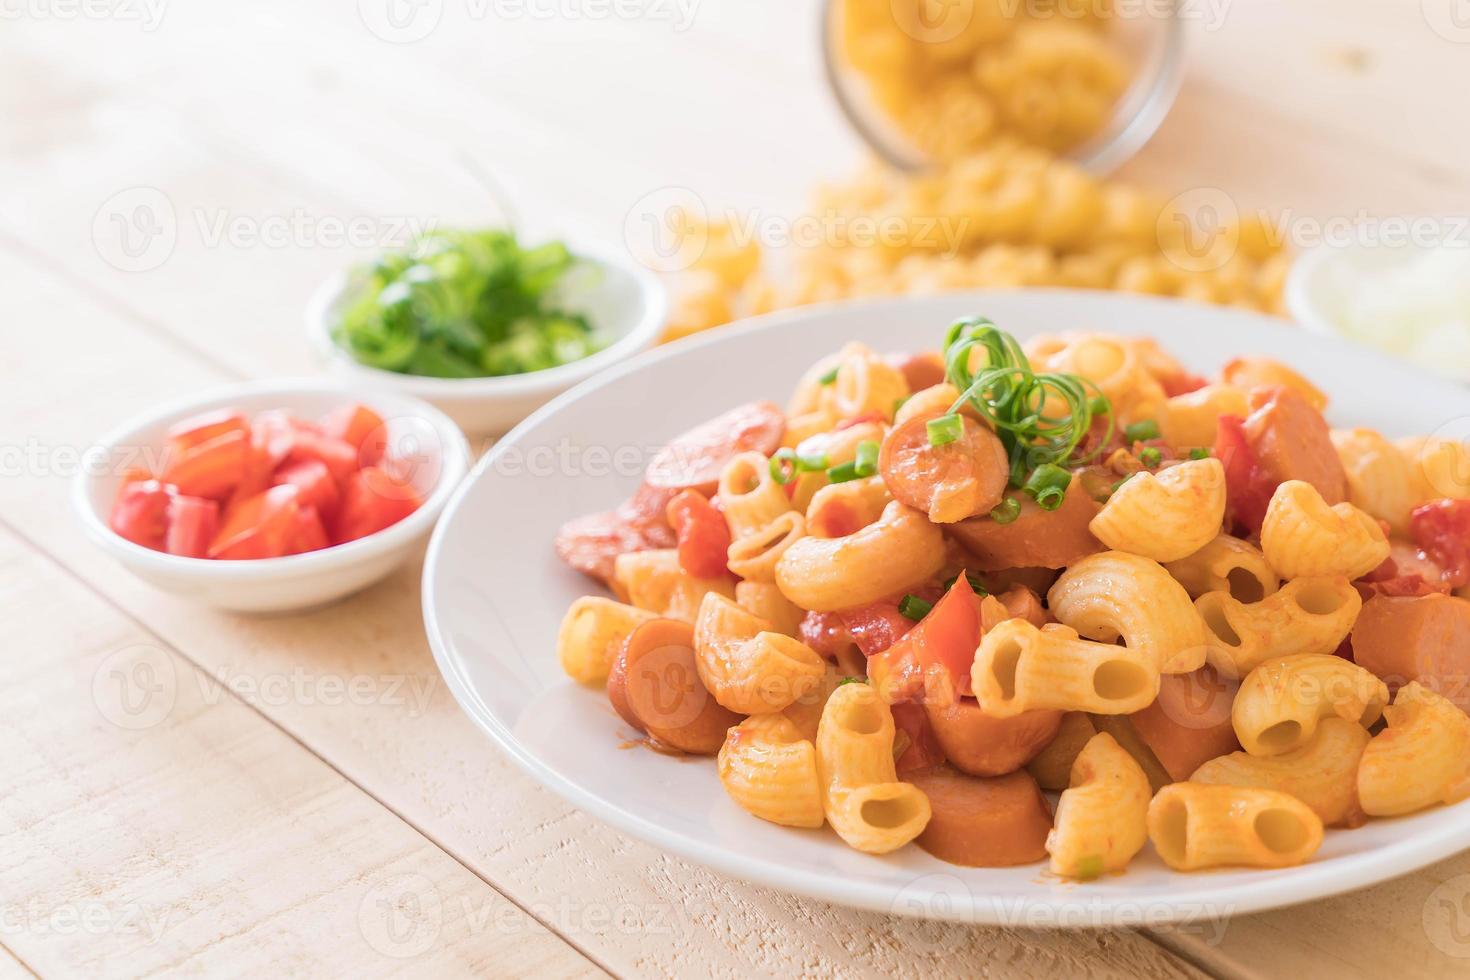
422,289,1470,926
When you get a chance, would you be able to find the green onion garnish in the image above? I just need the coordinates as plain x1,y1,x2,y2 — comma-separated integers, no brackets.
1110,473,1136,494
893,396,910,416
1189,447,1211,460
818,366,839,385
991,497,1022,524
942,570,990,595
836,676,867,686
854,440,880,477
827,461,860,483
1023,463,1072,512
1124,419,1160,443
940,316,1111,489
898,594,933,621
1139,446,1162,468
770,448,829,485
769,450,797,486
927,413,964,447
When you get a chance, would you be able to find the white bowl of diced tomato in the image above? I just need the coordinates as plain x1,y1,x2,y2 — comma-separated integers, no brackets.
72,380,471,612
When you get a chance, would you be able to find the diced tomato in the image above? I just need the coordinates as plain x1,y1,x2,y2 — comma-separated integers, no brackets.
228,411,297,511
1410,499,1470,589
160,428,249,500
332,465,421,544
287,505,331,555
1215,415,1275,534
1161,370,1208,398
287,430,358,484
109,479,174,548
891,702,946,774
797,610,853,661
164,495,219,558
272,458,341,517
665,489,732,579
838,601,914,657
210,484,301,560
166,408,248,455
320,403,388,467
866,576,982,705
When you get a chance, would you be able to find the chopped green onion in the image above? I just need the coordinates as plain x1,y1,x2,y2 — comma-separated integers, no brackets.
990,497,1022,524
854,440,880,477
1074,855,1106,881
1110,473,1136,494
941,316,1113,475
1139,446,1162,468
1189,447,1211,460
770,447,830,485
927,413,964,447
898,595,933,621
827,461,861,483
818,366,839,385
893,395,910,416
1023,463,1072,512
1089,396,1110,415
1124,419,1161,443
942,570,990,595
836,676,867,686
769,449,798,486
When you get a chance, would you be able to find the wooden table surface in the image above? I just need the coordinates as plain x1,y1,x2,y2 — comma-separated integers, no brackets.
3,1,1470,976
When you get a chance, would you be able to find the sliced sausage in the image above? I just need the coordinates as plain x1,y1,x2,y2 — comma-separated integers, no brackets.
923,698,1062,777
948,475,1103,570
879,414,1010,523
605,639,643,731
645,401,786,494
1128,666,1241,781
905,768,1053,867
554,486,677,586
1241,385,1347,504
1352,594,1470,712
885,350,947,393
620,619,744,754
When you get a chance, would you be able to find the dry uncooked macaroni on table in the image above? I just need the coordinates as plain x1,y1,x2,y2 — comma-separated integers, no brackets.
552,315,1470,876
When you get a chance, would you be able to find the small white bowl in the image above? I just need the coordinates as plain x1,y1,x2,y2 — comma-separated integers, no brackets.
306,241,667,434
1286,238,1470,383
73,380,471,613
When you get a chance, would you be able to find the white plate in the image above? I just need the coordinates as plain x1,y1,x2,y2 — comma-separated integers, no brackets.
422,291,1470,927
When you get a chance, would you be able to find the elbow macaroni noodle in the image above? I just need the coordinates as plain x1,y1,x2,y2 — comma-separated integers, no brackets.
719,714,825,828
1048,551,1209,674
1332,428,1417,536
1148,784,1325,871
1231,654,1389,757
1195,576,1361,678
816,683,931,854
1358,683,1470,817
1260,480,1390,581
1047,733,1151,878
1191,717,1370,827
694,593,826,715
1164,534,1280,604
1088,459,1227,563
972,620,1160,718
775,501,945,611
717,451,793,540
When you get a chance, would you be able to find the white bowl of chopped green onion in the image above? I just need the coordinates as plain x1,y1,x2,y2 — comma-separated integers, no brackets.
307,230,667,433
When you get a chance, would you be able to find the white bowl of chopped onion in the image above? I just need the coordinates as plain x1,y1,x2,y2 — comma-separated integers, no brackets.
1286,236,1470,382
